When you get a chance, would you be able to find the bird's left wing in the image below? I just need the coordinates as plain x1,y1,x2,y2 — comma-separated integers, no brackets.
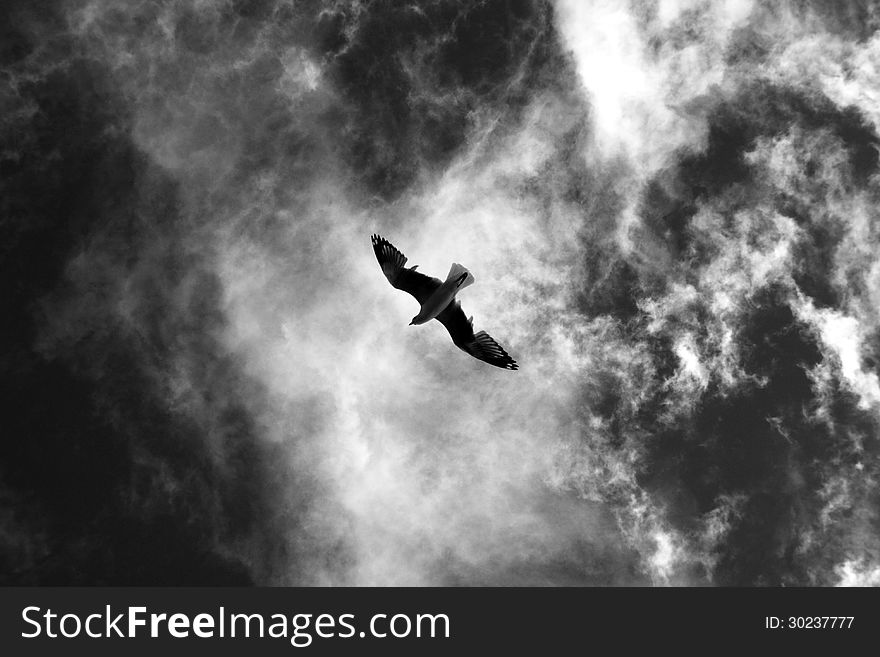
372,234,440,304
436,300,518,370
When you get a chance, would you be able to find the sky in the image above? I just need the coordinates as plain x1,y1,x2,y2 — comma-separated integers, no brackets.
2,0,880,586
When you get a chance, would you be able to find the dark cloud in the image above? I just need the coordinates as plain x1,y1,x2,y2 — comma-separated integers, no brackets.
319,0,563,199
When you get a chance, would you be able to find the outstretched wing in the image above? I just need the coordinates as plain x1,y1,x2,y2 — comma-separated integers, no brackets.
372,234,440,304
435,300,518,370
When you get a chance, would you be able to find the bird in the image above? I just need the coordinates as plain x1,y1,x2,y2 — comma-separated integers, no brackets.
371,234,518,370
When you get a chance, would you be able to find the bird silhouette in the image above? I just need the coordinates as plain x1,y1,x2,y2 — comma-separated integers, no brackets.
372,234,518,370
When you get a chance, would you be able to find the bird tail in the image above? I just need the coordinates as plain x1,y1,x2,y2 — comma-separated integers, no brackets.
446,262,475,290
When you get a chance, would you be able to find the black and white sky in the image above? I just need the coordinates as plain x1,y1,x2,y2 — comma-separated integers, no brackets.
2,0,880,586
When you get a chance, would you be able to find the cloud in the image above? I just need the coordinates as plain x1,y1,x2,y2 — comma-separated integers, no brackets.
3,0,880,586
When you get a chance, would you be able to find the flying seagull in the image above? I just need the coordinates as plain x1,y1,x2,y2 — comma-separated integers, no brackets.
371,234,518,370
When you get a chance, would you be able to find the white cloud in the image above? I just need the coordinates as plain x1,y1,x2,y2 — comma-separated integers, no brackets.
835,559,880,586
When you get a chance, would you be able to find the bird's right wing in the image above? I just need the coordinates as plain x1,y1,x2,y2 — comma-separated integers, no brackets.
459,331,518,370
372,234,440,304
436,300,518,370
